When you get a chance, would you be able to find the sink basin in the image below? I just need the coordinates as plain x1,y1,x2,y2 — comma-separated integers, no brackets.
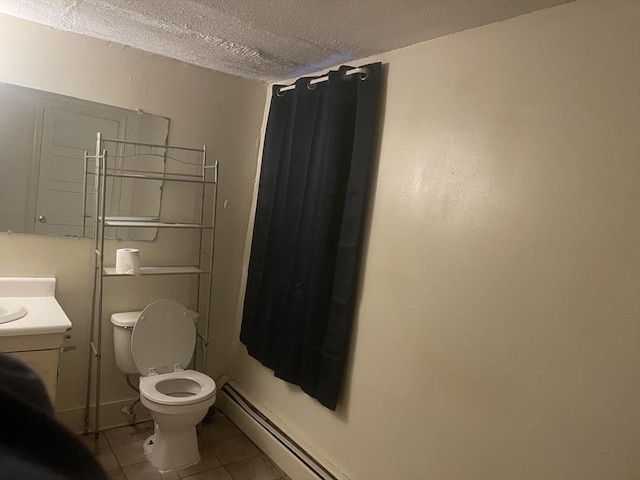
0,299,27,324
0,278,72,337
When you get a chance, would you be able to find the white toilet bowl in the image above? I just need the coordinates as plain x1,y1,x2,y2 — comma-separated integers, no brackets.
140,370,216,471
110,300,217,472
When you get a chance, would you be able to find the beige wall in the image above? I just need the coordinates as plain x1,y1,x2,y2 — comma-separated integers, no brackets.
0,14,267,430
230,1,640,479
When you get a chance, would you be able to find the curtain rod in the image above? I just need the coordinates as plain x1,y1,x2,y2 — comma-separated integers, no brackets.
276,67,369,95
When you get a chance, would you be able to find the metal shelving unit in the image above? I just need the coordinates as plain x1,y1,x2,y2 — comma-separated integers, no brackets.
102,266,206,276
103,220,212,228
83,133,218,448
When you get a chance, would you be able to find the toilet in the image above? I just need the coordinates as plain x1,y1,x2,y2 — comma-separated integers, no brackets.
110,299,216,472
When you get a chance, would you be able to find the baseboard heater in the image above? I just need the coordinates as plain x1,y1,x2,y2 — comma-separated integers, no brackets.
220,383,338,480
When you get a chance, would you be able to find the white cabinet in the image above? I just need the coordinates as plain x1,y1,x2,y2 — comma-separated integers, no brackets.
0,331,65,405
0,278,72,406
7,348,60,402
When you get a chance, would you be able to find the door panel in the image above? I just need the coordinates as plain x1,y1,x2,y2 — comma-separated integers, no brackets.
35,108,122,236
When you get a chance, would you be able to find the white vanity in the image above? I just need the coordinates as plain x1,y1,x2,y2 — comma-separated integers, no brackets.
0,277,72,403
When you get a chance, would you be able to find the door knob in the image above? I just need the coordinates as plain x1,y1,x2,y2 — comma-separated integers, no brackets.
38,215,47,223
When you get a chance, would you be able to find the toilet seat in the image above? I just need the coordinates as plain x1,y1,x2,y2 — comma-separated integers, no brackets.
140,370,216,406
131,300,216,408
131,299,196,376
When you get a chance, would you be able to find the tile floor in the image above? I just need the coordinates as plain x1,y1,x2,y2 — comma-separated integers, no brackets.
80,411,291,480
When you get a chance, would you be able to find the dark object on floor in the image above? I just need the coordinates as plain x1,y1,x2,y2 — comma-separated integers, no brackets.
201,405,217,425
0,353,108,480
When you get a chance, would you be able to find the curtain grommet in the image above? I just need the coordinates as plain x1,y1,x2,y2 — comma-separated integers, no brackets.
341,67,369,81
276,88,286,97
307,79,317,90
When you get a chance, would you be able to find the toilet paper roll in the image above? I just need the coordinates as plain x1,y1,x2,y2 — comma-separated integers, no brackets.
115,248,140,275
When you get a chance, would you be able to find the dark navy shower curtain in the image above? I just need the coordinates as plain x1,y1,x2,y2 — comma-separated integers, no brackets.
240,63,382,410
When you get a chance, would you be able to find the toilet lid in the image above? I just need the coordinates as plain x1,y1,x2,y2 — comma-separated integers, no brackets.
131,299,196,375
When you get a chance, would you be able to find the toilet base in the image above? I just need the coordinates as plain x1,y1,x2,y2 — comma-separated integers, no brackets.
143,426,201,472
139,384,215,472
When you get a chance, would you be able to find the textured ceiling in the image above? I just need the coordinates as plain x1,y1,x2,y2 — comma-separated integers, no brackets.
0,0,571,82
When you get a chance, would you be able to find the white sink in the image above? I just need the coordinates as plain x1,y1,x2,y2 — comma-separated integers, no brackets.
0,278,72,404
0,277,72,337
0,299,27,324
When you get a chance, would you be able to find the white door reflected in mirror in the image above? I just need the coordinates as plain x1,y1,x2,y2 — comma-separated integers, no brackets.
0,82,170,241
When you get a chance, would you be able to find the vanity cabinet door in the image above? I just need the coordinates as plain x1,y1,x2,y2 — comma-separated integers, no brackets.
9,349,59,404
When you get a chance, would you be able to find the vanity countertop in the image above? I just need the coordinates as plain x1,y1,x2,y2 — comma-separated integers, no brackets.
0,277,72,337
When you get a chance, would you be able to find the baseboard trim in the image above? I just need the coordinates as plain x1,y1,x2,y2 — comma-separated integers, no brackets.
56,397,151,434
217,381,348,480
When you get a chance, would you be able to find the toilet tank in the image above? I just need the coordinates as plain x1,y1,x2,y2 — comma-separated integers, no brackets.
110,309,200,375
111,311,140,374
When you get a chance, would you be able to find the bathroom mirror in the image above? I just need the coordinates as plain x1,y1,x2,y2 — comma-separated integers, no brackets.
0,82,170,241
